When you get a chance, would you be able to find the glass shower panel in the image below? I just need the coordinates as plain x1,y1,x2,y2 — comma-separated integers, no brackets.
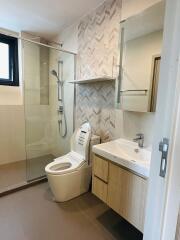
0,105,26,192
23,41,53,181
23,40,75,181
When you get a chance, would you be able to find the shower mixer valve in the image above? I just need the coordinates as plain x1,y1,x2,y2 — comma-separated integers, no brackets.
57,106,64,113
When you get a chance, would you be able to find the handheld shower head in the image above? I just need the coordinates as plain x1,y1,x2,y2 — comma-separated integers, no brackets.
50,69,64,87
51,70,58,78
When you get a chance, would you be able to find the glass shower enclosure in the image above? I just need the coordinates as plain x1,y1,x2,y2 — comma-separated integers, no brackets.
23,40,75,182
0,37,75,194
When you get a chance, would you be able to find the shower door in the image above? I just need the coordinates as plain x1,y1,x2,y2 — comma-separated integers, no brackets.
23,40,75,182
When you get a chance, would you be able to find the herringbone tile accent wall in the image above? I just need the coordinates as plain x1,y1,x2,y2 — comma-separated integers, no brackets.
76,82,116,142
76,0,121,142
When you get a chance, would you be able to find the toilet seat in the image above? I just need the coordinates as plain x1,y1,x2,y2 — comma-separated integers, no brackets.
45,151,85,175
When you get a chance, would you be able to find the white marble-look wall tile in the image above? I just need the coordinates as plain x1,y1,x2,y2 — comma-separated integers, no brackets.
76,0,121,142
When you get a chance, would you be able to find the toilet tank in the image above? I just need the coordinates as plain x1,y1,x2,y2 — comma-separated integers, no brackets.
71,122,92,160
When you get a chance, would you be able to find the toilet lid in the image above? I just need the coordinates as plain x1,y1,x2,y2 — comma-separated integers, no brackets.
45,151,85,175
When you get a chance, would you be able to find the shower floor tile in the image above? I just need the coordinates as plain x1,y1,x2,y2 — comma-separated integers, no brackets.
0,154,54,192
0,160,26,191
27,154,55,181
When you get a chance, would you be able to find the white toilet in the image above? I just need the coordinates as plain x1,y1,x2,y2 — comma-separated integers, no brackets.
45,122,100,202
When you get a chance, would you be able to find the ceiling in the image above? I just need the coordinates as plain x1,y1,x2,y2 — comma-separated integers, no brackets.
0,0,104,39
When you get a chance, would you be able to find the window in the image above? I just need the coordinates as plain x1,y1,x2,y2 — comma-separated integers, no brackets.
0,34,19,86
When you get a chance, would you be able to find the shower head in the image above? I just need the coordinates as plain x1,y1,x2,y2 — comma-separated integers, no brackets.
50,69,64,86
51,70,58,78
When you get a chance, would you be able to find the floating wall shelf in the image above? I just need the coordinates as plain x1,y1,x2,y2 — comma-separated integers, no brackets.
68,76,116,84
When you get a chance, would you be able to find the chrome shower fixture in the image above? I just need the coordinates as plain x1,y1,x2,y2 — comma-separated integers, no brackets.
51,69,64,86
50,63,67,138
51,69,58,78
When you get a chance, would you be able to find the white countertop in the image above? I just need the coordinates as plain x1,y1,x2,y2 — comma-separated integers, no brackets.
93,138,151,178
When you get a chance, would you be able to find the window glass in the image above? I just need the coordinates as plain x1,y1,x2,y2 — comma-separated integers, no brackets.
0,42,9,80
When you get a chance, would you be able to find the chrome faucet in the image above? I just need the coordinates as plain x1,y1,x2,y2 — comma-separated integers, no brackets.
133,133,144,148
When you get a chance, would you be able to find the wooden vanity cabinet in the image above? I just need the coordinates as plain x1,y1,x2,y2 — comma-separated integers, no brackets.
92,155,109,202
92,154,148,233
92,176,108,203
93,155,109,182
107,163,147,232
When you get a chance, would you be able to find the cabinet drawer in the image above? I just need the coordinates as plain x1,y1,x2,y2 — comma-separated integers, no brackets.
92,176,108,203
93,155,109,182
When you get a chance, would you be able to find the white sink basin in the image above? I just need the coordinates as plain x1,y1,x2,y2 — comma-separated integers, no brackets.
92,138,151,178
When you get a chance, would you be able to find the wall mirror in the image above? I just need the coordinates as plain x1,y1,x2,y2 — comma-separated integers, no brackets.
117,2,165,112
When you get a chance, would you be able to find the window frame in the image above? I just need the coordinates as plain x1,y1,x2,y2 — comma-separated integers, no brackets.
0,33,19,86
